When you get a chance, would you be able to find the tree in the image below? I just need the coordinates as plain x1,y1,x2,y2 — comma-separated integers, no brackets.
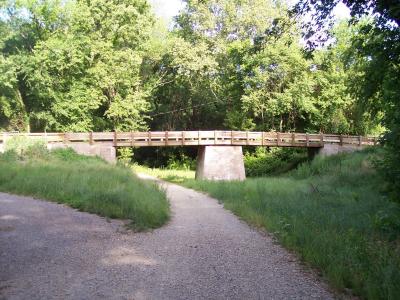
0,0,155,132
0,0,70,131
292,0,399,48
0,54,27,131
150,36,221,130
293,0,400,199
171,0,300,131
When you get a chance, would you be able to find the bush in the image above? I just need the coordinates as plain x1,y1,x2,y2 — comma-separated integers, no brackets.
132,146,198,169
166,153,196,170
0,150,18,162
244,147,307,177
377,142,400,202
117,147,134,166
4,136,48,160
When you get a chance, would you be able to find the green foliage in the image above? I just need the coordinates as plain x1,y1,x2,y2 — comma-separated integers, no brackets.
150,34,222,130
181,149,400,299
0,55,27,131
4,136,48,159
244,147,307,177
327,19,400,201
0,0,154,132
293,0,400,204
132,146,198,169
156,1,378,136
117,147,134,166
351,24,400,201
0,0,397,198
377,143,400,202
166,153,196,170
0,148,169,230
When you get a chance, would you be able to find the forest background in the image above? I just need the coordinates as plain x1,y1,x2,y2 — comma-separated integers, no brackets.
0,0,399,198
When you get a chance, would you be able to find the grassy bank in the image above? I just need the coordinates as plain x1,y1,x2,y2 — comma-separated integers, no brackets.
0,147,169,231
139,148,400,298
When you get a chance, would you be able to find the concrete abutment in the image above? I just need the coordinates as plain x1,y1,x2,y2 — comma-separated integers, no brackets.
308,143,367,160
48,142,116,163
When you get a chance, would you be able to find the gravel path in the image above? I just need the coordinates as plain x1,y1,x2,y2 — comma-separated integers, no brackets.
0,176,334,300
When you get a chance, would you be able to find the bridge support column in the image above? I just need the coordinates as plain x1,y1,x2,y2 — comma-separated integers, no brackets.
195,146,246,181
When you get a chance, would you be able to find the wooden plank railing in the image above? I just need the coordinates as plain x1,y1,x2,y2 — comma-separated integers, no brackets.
0,131,378,148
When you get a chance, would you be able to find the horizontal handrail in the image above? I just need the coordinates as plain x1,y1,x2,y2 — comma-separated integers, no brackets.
0,131,378,148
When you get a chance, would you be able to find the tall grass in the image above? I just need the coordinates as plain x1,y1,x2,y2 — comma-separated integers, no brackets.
0,147,169,231
150,148,400,299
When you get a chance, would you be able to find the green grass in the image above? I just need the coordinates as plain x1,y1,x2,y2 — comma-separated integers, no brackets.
132,164,195,183
0,149,169,231
140,148,400,299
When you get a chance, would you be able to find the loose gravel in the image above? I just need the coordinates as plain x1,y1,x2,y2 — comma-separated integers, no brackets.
0,175,334,299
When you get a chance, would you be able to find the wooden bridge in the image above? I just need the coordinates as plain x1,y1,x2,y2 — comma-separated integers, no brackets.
0,131,377,148
0,131,377,181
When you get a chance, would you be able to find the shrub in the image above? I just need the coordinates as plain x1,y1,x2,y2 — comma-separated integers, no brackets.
166,153,196,170
0,149,18,162
244,147,307,177
117,147,134,166
376,142,400,202
4,136,48,160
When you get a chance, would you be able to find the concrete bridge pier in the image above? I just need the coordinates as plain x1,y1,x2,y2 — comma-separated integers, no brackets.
195,146,246,181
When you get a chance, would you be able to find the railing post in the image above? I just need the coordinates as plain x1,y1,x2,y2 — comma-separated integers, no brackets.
198,130,200,145
291,132,295,146
339,134,343,146
214,130,217,145
64,132,69,144
182,131,185,146
131,131,135,147
231,130,234,145
148,131,152,146
262,131,265,146
113,131,117,147
306,133,309,147
276,132,280,146
165,131,168,146
89,132,93,145
320,134,324,146
358,135,362,146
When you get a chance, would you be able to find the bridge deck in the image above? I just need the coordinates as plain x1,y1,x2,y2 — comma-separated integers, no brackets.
0,131,377,148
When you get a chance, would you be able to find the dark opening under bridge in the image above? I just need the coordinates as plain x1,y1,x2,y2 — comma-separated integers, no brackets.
0,131,377,180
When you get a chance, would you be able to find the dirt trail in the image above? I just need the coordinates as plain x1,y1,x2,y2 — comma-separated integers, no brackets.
0,176,334,299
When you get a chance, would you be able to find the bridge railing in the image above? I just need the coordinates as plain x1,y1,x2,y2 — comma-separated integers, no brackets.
0,131,378,148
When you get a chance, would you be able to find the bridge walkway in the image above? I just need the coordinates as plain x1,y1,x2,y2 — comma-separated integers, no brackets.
0,131,377,148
